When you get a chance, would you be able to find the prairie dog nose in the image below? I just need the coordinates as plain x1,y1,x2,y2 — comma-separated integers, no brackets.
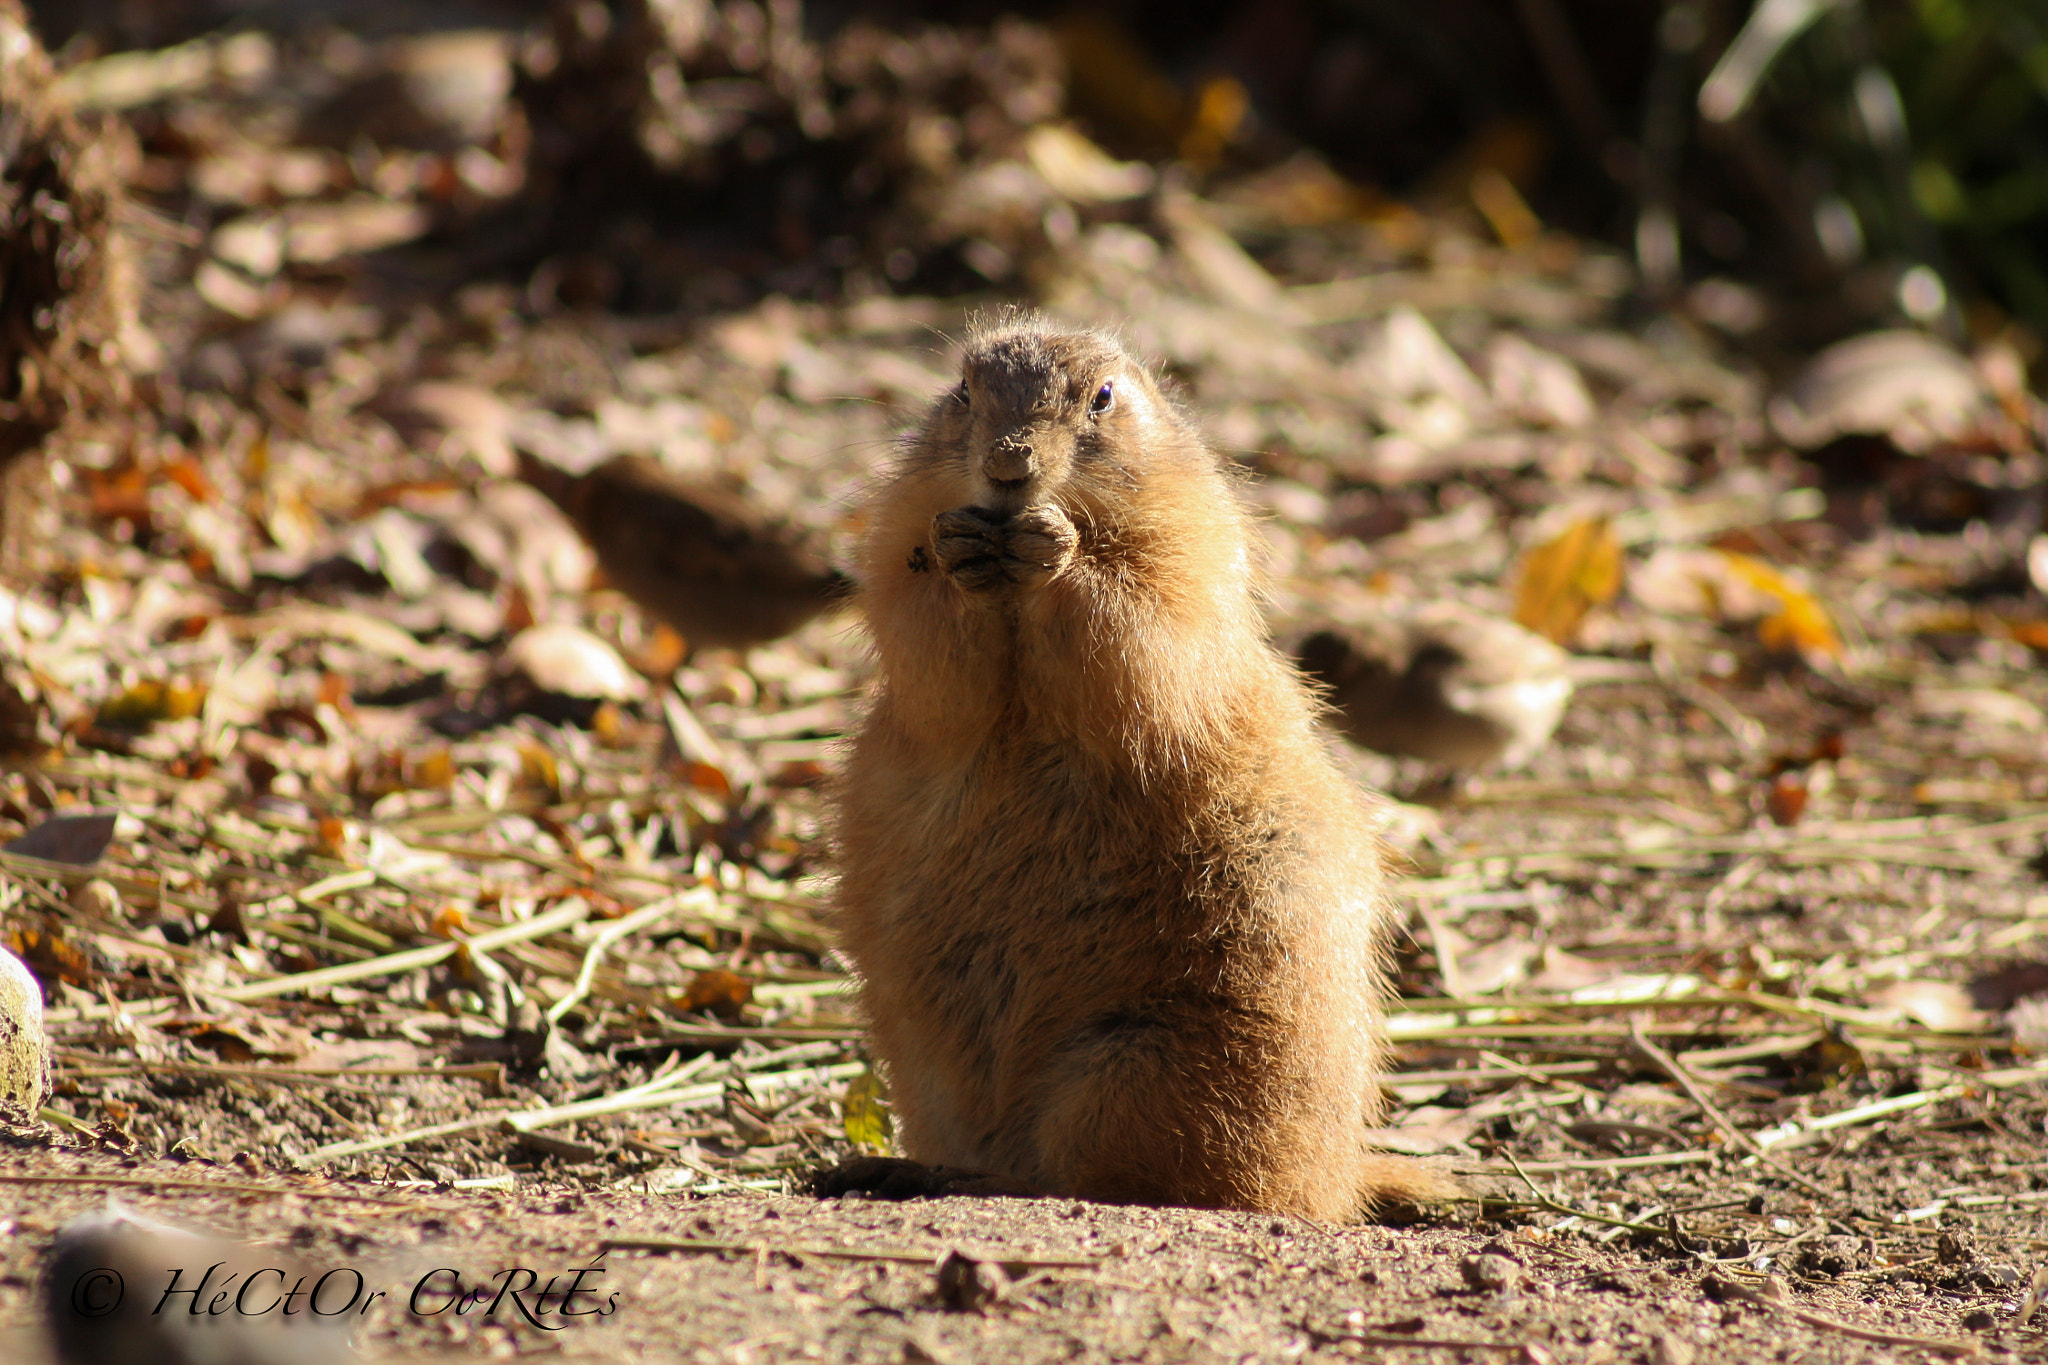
983,434,1035,485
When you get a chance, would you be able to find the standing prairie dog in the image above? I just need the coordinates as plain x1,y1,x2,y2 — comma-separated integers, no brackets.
833,316,1454,1218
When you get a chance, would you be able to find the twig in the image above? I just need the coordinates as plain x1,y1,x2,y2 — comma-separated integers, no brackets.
1710,1275,1980,1356
293,1056,865,1167
1479,1150,1717,1175
2018,1265,2048,1327
1494,1151,1691,1243
1754,1063,2048,1150
293,1051,721,1165
55,1051,506,1092
1393,1061,1603,1087
1628,1017,1830,1198
1407,890,1467,999
546,889,708,1024
599,1236,1098,1269
1476,1048,1593,1095
632,1025,863,1046
1317,1333,1528,1352
294,868,377,902
0,1172,455,1209
210,898,594,1002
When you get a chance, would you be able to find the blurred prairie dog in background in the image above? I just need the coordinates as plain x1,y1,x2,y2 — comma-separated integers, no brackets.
1297,605,1573,772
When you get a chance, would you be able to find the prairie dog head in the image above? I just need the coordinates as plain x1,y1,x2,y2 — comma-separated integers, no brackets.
914,319,1182,518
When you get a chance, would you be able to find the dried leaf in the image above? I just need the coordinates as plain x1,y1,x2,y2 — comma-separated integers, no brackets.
590,701,629,747
411,747,456,790
1179,75,1247,171
677,761,732,799
841,1070,894,1153
1865,980,1990,1033
1915,686,2044,732
96,680,207,729
2010,619,2048,655
166,1016,312,1062
1456,935,1539,995
1021,124,1152,202
505,623,643,701
5,926,93,989
1526,945,1615,993
935,1250,1010,1313
680,968,752,1019
1718,552,1842,660
768,759,828,789
1051,13,1185,151
1766,771,1809,827
1966,962,2048,1012
85,462,152,528
1484,334,1593,428
5,810,117,865
315,817,354,862
161,454,216,504
1355,306,1491,414
2018,1264,2048,1327
625,624,688,678
516,743,562,801
1513,516,1622,644
1770,330,1993,453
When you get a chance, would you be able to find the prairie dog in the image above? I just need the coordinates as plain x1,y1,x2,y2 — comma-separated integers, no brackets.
515,450,850,650
833,316,1452,1218
1297,605,1573,771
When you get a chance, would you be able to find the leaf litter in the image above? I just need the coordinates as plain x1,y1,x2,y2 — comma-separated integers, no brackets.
0,2,2044,1362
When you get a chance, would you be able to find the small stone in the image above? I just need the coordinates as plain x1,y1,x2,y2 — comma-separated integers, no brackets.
934,1250,1008,1312
67,878,121,919
1962,1309,1997,1332
1794,1235,1868,1278
1651,1333,1696,1365
1938,1229,1979,1266
1461,1252,1521,1294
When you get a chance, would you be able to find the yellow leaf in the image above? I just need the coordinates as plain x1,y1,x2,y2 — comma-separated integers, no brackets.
314,816,354,862
96,679,207,728
590,701,629,748
410,747,456,790
1717,552,1842,660
842,1071,894,1154
680,967,752,1019
1512,516,1622,644
516,742,562,801
1179,75,1247,171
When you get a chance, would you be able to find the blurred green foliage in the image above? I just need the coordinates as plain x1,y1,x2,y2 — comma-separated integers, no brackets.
1880,0,2048,329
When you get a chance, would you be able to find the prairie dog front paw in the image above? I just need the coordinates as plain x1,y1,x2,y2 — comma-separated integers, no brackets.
928,504,1077,591
931,506,1006,591
1001,503,1078,583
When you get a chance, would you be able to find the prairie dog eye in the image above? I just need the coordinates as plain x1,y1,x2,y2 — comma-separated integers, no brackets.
952,382,970,407
1088,381,1115,415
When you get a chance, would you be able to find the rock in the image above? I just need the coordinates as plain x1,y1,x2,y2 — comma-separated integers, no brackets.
0,943,50,1113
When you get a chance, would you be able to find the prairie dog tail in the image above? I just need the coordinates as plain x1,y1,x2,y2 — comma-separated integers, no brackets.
1355,1153,1466,1213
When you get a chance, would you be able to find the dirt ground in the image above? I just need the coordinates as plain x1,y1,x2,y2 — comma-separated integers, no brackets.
2,1136,2045,1364
2,2,2047,1362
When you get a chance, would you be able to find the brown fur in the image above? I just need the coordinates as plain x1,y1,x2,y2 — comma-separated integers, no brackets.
833,315,1456,1219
